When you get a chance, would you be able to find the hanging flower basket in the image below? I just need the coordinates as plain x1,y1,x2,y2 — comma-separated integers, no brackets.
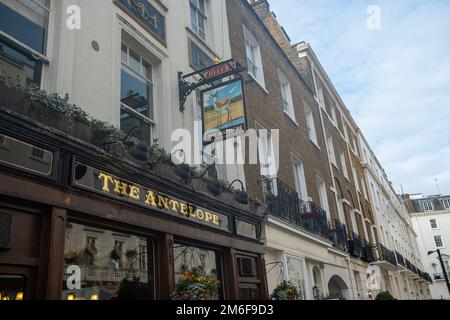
270,281,300,300
171,266,220,300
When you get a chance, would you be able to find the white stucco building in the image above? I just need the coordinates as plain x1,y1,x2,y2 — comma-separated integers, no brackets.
407,194,450,299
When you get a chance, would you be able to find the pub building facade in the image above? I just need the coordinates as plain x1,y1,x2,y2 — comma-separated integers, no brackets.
0,0,268,300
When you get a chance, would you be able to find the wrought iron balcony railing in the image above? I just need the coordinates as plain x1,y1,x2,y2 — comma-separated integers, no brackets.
395,251,405,267
262,177,333,242
263,177,302,223
405,258,412,271
434,272,450,280
424,273,433,283
362,240,376,263
301,201,334,241
331,219,348,251
348,232,363,258
376,243,397,267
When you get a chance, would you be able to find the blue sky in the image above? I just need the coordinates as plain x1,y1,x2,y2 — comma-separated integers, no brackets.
269,0,450,196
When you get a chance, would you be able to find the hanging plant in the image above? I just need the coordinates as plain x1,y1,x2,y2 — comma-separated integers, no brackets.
270,281,300,300
171,266,221,300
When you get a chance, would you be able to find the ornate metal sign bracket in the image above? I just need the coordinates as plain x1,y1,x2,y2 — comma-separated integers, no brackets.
178,59,245,112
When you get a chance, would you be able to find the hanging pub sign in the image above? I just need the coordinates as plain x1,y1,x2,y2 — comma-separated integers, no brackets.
73,162,230,232
201,78,247,137
178,59,245,112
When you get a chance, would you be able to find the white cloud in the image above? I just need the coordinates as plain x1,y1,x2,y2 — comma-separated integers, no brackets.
269,0,450,195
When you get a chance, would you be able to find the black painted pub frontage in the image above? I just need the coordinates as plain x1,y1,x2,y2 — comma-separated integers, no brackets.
0,84,268,300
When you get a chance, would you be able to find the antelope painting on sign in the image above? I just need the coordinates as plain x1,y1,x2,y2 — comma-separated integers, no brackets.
202,80,245,134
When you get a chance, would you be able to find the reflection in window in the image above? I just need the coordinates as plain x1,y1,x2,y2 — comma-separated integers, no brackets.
0,0,50,86
0,275,25,300
62,223,154,300
0,133,53,176
120,42,154,144
173,244,218,284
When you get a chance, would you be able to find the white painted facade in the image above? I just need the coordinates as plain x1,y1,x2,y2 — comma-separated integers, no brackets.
411,209,450,299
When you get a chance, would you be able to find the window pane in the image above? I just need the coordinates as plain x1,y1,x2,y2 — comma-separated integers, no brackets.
0,39,43,86
62,222,154,300
120,108,151,144
142,59,152,82
0,275,25,300
0,0,48,54
121,43,127,65
0,133,53,176
121,68,152,119
128,49,141,74
173,244,218,284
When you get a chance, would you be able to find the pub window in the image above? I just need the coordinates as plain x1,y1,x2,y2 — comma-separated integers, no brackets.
0,275,25,300
190,0,206,41
189,39,213,70
120,40,155,144
173,243,222,298
62,222,154,300
0,0,50,87
0,133,53,176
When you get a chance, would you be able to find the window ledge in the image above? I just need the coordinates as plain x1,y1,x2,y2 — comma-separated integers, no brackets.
247,73,269,94
310,139,320,150
283,111,299,126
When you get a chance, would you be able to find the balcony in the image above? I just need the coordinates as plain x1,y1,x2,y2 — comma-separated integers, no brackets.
331,219,348,251
373,243,398,270
362,241,376,263
348,232,363,258
395,251,406,268
263,177,333,242
434,272,450,281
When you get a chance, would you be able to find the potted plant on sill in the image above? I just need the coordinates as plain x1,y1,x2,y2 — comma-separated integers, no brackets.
171,266,221,300
270,281,300,300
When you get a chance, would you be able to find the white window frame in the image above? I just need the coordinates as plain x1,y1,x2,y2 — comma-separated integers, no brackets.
421,201,434,212
243,25,265,89
340,152,349,180
430,219,438,230
361,176,368,200
343,122,349,143
120,41,156,142
190,0,207,41
316,176,330,221
441,199,450,210
277,69,296,123
291,155,308,202
304,103,318,146
352,165,360,193
326,136,337,167
434,235,444,248
256,122,276,179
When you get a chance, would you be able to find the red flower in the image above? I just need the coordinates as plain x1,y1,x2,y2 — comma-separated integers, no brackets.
304,211,313,219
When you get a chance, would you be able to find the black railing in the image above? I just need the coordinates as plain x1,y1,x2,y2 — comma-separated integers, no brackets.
424,273,433,283
302,201,334,241
395,251,405,267
376,243,397,266
362,241,376,263
434,272,450,280
263,178,333,241
348,232,363,258
263,177,302,223
405,258,412,271
331,219,348,251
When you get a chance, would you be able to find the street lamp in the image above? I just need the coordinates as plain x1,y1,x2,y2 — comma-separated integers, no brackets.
428,249,450,295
